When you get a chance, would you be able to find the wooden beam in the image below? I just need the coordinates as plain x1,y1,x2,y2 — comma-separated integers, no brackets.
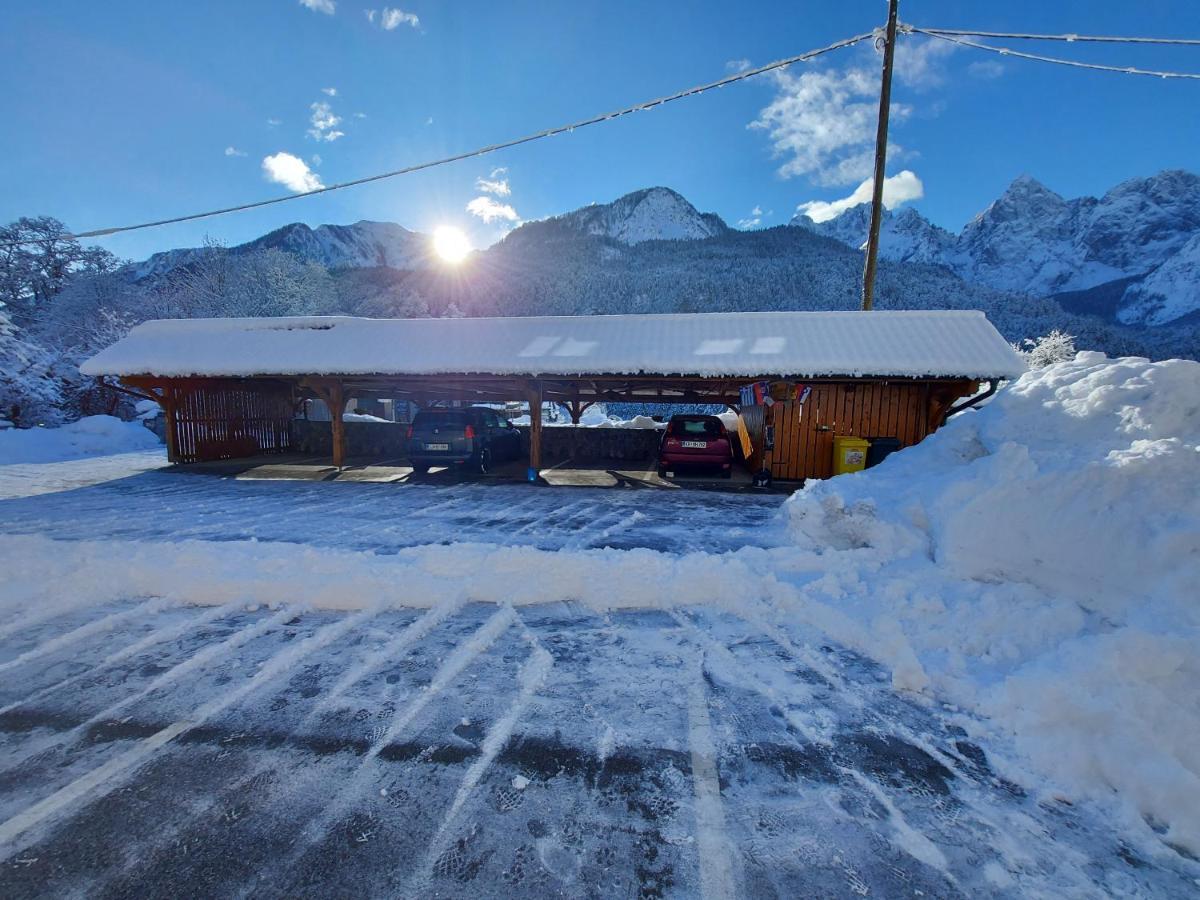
328,380,346,470
525,380,543,482
162,386,180,464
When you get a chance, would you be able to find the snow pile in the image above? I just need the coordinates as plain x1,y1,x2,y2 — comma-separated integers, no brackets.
0,415,163,465
780,352,1200,856
0,533,771,625
509,409,662,429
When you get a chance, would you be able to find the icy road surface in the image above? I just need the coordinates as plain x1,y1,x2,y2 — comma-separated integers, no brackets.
0,455,1196,897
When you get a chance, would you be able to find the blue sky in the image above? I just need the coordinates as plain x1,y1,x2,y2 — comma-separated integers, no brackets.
1,0,1198,261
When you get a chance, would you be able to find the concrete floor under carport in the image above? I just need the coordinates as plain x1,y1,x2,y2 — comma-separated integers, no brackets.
172,453,782,492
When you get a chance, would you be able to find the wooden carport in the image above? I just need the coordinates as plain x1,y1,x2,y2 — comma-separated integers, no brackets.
83,310,1027,480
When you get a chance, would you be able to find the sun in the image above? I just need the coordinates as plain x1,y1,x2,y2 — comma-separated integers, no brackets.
432,225,471,264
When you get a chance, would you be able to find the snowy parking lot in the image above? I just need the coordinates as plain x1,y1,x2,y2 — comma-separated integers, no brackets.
1,435,1198,897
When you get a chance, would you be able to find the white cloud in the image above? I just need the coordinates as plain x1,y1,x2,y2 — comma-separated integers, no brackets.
224,146,246,157
750,64,910,186
321,87,338,97
298,0,335,14
475,174,511,197
380,7,419,29
311,153,322,166
749,39,955,187
308,100,344,141
737,205,764,229
425,116,433,126
262,152,324,192
267,118,282,127
726,58,751,73
365,9,376,23
794,170,924,223
967,59,1005,80
353,112,367,119
893,36,956,90
467,196,520,224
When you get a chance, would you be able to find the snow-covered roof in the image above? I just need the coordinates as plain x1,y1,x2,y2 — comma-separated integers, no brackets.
81,310,1026,380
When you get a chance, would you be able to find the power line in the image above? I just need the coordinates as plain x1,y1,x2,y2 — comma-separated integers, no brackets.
0,32,873,250
909,27,1200,79
907,26,1200,46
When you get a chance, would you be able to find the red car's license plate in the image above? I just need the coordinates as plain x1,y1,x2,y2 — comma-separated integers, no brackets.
681,440,707,449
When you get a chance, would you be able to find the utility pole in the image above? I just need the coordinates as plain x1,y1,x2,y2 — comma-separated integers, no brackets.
861,0,899,311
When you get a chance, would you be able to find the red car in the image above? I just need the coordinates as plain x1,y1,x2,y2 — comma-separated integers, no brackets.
658,414,734,478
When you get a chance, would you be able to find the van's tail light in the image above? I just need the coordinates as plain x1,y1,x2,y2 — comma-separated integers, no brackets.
464,424,476,439
406,425,413,439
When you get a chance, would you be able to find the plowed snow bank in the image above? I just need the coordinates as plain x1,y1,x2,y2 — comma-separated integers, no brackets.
783,352,1200,857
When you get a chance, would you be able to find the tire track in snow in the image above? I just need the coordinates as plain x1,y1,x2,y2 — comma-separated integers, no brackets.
731,606,975,781
0,589,115,645
0,601,241,719
257,605,517,883
841,765,954,881
0,605,381,859
87,601,472,891
672,610,827,746
692,608,968,882
298,597,465,730
0,604,299,778
408,615,553,895
0,596,174,677
686,651,739,900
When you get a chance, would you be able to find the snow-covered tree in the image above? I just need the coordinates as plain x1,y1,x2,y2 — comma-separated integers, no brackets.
1021,330,1078,369
0,307,61,426
0,216,120,327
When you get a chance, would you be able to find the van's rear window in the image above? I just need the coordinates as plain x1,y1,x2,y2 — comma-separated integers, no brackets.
413,410,467,426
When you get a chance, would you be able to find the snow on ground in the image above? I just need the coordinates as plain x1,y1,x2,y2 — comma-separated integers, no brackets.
782,352,1200,859
0,353,1198,895
0,415,161,466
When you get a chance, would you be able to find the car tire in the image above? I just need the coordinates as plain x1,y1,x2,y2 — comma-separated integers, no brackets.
478,448,492,475
657,466,668,478
411,463,429,475
721,469,732,479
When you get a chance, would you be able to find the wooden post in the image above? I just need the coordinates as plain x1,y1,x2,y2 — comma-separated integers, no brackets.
161,386,179,463
861,0,900,312
328,380,346,470
525,381,543,482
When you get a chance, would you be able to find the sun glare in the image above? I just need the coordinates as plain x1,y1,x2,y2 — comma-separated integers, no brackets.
432,225,471,264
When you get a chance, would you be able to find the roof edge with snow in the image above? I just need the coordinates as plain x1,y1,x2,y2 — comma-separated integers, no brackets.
81,310,1027,381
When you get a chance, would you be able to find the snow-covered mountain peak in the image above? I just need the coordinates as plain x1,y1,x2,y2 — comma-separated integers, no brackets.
970,175,1068,228
794,168,1200,323
131,219,430,279
556,186,727,244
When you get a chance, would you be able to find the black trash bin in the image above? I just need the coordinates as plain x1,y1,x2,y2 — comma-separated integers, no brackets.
866,437,902,468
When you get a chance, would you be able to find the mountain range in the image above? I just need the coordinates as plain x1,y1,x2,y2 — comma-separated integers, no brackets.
121,178,1200,362
794,170,1200,326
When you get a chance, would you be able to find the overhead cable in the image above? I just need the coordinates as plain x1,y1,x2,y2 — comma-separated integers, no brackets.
907,26,1200,47
0,32,873,249
908,27,1200,80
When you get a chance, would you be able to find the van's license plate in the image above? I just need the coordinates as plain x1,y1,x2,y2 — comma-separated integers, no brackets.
424,443,450,451
682,440,707,448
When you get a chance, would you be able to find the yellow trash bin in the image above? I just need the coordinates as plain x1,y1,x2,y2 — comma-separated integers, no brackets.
832,436,870,475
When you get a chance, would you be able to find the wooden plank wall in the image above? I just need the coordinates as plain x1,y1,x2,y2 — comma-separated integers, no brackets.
170,384,294,463
764,381,963,481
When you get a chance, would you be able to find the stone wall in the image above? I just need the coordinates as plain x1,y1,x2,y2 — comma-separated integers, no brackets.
291,420,662,464
291,420,408,458
514,425,661,463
